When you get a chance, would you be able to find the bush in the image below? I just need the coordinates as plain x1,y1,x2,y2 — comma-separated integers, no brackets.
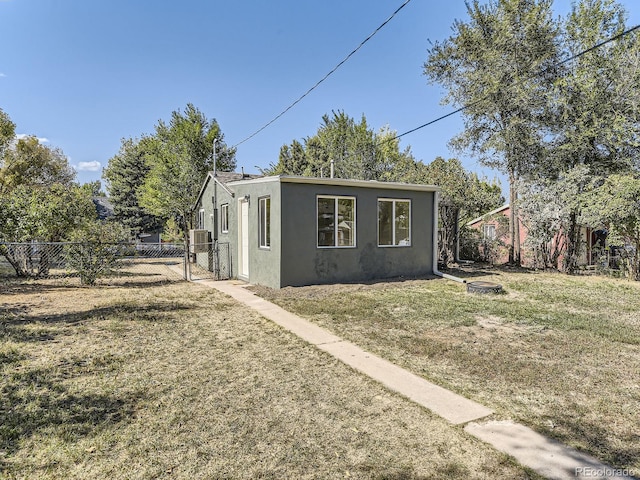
66,222,129,285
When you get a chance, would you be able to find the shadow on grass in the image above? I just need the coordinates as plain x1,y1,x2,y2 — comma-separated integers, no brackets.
0,364,141,469
539,412,640,471
1,301,195,344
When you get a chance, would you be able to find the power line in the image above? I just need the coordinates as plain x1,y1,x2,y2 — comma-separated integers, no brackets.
393,23,640,141
232,0,413,149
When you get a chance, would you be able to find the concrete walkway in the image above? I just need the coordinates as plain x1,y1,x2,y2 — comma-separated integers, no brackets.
193,278,636,480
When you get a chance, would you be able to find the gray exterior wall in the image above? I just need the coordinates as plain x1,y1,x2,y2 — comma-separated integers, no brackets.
194,175,437,289
230,179,282,288
193,178,236,276
278,182,435,287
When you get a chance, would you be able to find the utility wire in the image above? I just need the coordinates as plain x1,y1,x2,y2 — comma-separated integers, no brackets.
393,23,640,141
232,0,413,149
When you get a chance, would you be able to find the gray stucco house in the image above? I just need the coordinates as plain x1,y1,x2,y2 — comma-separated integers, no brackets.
192,172,440,289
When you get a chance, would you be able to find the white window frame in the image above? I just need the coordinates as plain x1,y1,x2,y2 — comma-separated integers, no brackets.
483,224,496,241
377,198,411,247
259,196,270,249
198,208,205,229
316,195,356,249
220,204,229,233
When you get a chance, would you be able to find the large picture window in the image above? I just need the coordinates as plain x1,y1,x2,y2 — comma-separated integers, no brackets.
220,204,229,233
317,196,356,248
378,199,411,247
259,196,271,249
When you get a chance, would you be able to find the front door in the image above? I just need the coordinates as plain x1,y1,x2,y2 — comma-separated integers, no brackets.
238,198,249,278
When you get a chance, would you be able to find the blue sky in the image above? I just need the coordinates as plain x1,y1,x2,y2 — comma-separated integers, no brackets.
1,0,639,190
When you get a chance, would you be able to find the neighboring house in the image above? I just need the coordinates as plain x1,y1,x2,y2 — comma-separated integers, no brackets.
192,172,440,288
467,203,600,267
92,196,114,221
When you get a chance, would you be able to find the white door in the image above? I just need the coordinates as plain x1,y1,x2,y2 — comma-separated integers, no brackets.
239,199,249,278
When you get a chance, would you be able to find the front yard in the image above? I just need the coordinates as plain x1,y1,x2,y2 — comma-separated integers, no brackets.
1,271,534,479
252,267,640,473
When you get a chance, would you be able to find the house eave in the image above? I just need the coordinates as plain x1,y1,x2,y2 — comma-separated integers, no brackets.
227,174,441,192
467,203,510,226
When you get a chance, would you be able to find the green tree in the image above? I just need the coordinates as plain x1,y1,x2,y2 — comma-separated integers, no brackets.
424,0,560,266
582,174,640,280
66,221,129,285
138,104,236,236
0,184,96,276
547,0,638,273
0,136,75,194
80,180,104,197
0,108,15,159
421,157,504,265
517,166,593,270
103,138,163,238
267,111,416,181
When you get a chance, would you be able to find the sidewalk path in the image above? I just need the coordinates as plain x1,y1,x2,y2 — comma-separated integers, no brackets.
193,278,635,480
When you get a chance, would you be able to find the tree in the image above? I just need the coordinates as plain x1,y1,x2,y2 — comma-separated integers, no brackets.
267,111,416,182
0,184,96,276
0,108,15,159
546,0,638,272
80,180,104,197
420,157,503,265
103,138,163,238
517,166,592,270
424,0,560,266
66,221,129,285
138,104,236,236
0,136,75,194
582,174,640,280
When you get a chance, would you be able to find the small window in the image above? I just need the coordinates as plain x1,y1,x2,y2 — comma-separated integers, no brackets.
220,204,229,233
198,208,205,229
259,197,270,249
317,196,356,248
378,199,411,247
483,224,496,241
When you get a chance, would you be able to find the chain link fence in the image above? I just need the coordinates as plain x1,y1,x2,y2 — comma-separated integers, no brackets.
188,241,231,281
1,240,234,285
0,242,186,284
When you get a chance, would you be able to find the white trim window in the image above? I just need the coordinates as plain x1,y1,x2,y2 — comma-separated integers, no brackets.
198,208,205,229
220,203,229,233
259,196,271,249
483,224,496,241
378,198,411,247
317,195,356,248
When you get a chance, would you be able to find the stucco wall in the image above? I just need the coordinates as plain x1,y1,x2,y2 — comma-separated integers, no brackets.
231,180,282,288
279,182,435,287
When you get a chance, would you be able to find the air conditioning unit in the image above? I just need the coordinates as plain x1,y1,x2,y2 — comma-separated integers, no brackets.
189,229,210,253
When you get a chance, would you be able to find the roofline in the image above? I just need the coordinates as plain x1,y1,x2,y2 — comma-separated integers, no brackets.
192,172,236,212
228,174,441,192
467,203,510,226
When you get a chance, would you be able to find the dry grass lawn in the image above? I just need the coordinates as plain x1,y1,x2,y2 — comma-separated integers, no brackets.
251,267,640,474
0,265,536,479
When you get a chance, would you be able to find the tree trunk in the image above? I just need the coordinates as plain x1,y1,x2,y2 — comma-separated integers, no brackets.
563,212,580,274
508,173,521,266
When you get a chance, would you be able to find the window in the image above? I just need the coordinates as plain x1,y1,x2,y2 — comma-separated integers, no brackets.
220,204,229,233
317,196,356,248
378,199,411,247
483,224,496,241
198,208,205,229
259,197,270,248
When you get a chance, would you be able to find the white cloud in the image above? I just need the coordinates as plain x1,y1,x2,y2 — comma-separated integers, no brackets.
77,161,101,172
0,73,6,78
16,133,49,143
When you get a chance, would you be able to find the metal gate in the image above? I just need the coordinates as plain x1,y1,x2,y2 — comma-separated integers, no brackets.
187,241,231,281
